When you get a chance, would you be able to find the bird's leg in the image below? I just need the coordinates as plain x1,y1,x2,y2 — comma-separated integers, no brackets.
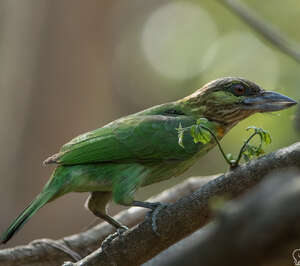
112,169,168,235
97,218,128,250
91,210,128,249
85,191,128,249
130,201,170,235
92,211,126,229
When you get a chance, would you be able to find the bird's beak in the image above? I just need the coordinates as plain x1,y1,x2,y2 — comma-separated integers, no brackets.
242,91,297,112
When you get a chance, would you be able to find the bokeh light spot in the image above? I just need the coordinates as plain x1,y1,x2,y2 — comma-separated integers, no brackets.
203,32,280,88
142,2,218,80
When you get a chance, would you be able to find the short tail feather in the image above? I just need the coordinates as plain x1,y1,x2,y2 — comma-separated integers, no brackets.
1,190,57,244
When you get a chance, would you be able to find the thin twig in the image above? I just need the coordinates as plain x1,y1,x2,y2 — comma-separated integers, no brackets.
233,131,257,168
200,125,232,165
217,0,300,64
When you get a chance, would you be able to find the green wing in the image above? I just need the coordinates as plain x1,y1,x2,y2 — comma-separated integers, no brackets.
45,115,203,165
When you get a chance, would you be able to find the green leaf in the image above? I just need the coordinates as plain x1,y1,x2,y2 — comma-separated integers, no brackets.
261,130,272,144
236,126,272,165
246,126,272,145
176,118,213,147
192,124,211,144
226,153,236,163
190,125,197,140
198,126,211,143
243,153,250,162
196,117,209,125
242,143,265,161
177,123,185,148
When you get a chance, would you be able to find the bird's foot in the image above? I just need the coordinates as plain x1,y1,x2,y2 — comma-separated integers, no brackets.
101,225,128,249
147,202,170,235
132,201,170,235
30,238,82,262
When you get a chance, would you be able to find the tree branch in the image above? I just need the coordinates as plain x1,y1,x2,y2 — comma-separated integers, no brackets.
0,177,215,266
217,0,300,64
1,142,300,266
64,142,300,266
162,170,300,266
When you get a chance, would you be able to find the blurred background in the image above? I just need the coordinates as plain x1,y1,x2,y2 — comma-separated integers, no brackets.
0,0,299,248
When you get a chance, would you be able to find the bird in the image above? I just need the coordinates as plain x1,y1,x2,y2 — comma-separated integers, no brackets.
1,77,297,244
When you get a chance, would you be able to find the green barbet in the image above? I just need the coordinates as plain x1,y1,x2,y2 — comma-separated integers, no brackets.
1,77,297,243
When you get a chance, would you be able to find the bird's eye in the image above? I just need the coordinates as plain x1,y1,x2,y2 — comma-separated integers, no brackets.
233,84,246,96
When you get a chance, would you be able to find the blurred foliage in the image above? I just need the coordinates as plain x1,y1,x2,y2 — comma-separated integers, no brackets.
0,0,299,247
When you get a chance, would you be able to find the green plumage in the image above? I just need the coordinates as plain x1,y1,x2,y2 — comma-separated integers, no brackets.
46,106,220,195
58,115,201,164
1,77,296,244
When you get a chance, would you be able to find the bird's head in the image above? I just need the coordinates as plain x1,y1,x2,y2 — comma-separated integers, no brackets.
181,77,297,126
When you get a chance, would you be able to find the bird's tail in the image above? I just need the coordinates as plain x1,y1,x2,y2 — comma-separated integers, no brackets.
0,168,64,244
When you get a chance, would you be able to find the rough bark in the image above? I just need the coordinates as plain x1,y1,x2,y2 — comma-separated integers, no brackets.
161,170,300,266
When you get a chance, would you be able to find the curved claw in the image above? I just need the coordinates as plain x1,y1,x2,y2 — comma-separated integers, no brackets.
116,225,129,235
146,203,170,235
130,201,171,235
101,225,129,249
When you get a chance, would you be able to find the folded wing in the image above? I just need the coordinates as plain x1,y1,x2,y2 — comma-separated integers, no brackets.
44,115,201,165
